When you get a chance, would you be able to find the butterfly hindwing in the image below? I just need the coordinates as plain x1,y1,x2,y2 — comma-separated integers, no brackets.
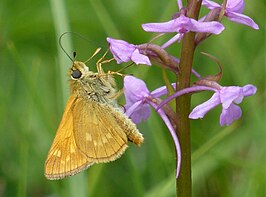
72,98,128,163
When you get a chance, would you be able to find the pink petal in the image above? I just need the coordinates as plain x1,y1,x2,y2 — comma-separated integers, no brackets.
151,83,176,98
177,0,183,10
142,15,224,35
243,84,257,96
161,33,183,48
189,92,220,119
125,101,151,124
189,18,225,34
107,37,135,63
124,76,149,103
125,100,143,117
220,103,242,126
131,49,151,65
202,0,220,9
226,11,259,30
226,0,245,13
220,86,243,108
142,18,185,33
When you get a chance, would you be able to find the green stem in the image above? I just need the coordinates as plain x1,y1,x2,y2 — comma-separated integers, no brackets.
175,1,202,196
175,33,194,197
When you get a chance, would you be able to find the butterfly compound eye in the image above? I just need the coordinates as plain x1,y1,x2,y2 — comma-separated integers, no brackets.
71,69,82,79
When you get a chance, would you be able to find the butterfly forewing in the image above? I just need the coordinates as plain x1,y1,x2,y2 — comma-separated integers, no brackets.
72,98,129,163
45,96,94,180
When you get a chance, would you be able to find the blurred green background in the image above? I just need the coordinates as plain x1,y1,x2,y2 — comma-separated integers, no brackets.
0,0,265,196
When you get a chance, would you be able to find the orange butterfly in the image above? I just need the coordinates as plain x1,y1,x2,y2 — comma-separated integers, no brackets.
45,50,143,180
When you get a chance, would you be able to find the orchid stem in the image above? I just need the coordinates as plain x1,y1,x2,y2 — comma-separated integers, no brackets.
175,1,202,196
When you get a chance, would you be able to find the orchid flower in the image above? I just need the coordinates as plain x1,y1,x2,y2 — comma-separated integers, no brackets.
107,37,151,65
124,76,181,178
142,14,224,44
202,0,259,29
189,84,257,126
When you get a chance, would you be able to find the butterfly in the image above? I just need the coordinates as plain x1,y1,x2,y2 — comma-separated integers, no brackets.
44,49,143,180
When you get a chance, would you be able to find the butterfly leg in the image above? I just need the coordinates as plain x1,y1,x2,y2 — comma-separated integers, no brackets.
84,48,102,64
96,48,115,74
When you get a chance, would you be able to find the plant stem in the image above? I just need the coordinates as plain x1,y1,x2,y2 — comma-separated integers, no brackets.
175,1,202,196
175,33,194,197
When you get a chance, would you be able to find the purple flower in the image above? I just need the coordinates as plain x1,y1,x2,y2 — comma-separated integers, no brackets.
142,15,224,42
106,37,151,65
124,76,151,124
189,84,257,126
124,76,181,178
202,0,259,29
177,0,183,10
124,76,174,123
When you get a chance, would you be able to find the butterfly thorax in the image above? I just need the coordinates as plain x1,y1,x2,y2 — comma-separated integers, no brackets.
68,61,117,106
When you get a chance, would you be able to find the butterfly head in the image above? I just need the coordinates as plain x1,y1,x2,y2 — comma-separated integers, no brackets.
69,61,89,80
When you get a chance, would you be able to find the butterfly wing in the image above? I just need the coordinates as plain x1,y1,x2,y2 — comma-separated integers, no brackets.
45,95,94,180
72,98,128,163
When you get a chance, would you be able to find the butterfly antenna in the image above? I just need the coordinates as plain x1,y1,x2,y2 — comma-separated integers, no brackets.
59,32,74,62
